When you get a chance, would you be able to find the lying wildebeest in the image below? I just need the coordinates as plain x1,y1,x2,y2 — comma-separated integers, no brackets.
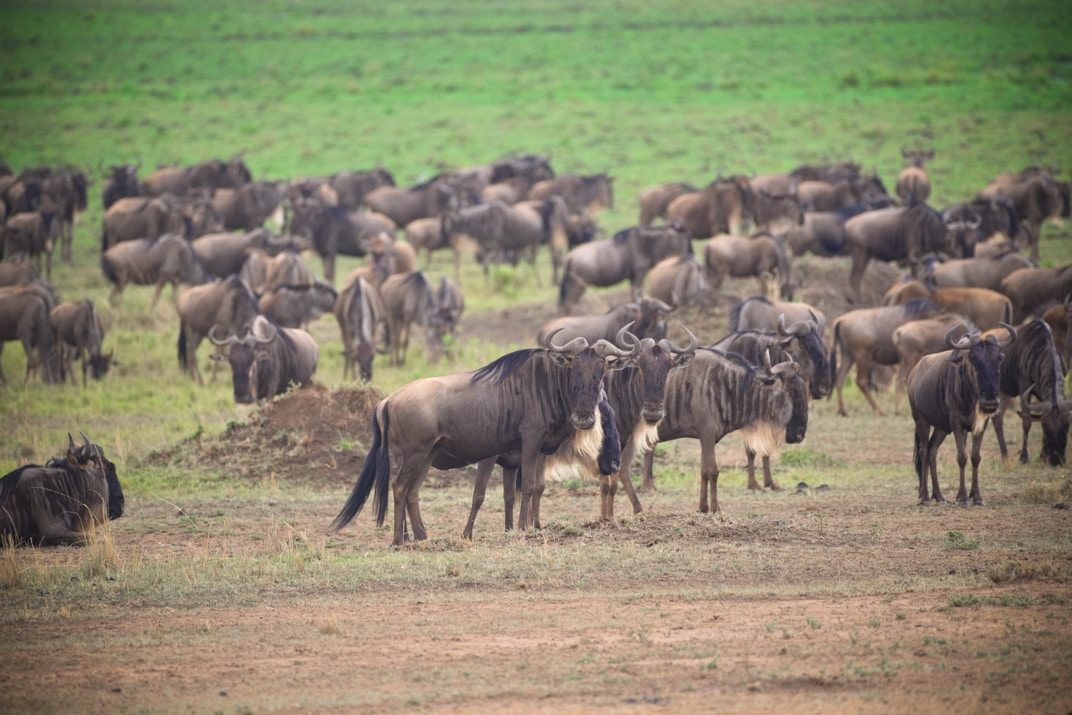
730,295,827,336
703,231,793,300
210,181,285,231
537,298,673,346
288,199,396,284
998,264,1072,324
0,260,39,288
644,254,711,308
379,271,456,365
49,298,111,387
100,196,190,249
258,281,337,329
831,298,946,416
210,315,319,405
666,174,753,239
883,279,1012,332
363,173,468,228
843,202,976,304
527,173,614,217
795,173,888,212
335,275,387,382
191,228,291,280
640,349,808,512
892,312,978,400
329,330,637,545
0,282,57,384
3,209,55,280
986,319,1071,467
896,148,934,204
101,160,142,210
637,181,697,226
907,323,1015,506
922,245,1034,291
558,223,691,314
942,196,1017,244
329,167,396,211
978,168,1063,259
0,432,124,546
101,233,210,310
141,156,251,197
177,275,260,386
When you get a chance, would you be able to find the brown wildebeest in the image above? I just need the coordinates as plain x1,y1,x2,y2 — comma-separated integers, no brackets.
210,315,319,405
239,247,312,297
288,199,396,284
140,156,251,197
3,210,56,280
978,168,1063,260
329,167,396,211
403,216,448,266
379,271,456,365
831,298,945,416
367,233,418,276
537,298,673,346
1040,295,1071,366
258,281,337,329
942,197,1018,244
0,433,124,546
892,312,977,400
177,275,260,386
998,264,1072,323
730,295,827,336
0,260,39,288
49,298,111,387
210,181,285,231
666,174,752,239
922,245,1033,291
330,330,637,545
782,199,896,259
752,188,804,234
795,173,888,212
896,148,934,204
883,279,1013,332
907,324,1015,506
0,282,57,384
334,275,387,382
363,173,467,228
703,231,793,300
637,181,696,226
101,233,210,310
191,228,292,280
644,254,711,308
100,196,190,249
527,173,614,217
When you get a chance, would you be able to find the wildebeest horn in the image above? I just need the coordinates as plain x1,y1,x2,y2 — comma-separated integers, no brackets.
67,432,76,454
945,323,978,350
79,431,91,449
1018,384,1050,417
542,327,589,355
777,313,815,337
614,322,638,349
986,322,1017,349
592,338,637,359
208,325,239,346
661,324,698,355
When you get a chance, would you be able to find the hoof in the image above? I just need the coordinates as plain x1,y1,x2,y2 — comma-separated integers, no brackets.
973,500,986,507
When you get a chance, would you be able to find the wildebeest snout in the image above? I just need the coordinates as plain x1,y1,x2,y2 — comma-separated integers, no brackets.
571,411,597,430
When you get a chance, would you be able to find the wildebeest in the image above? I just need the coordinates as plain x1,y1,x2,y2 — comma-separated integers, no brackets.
998,264,1072,324
1040,295,1072,366
666,175,753,239
782,199,897,259
843,202,976,304
329,330,637,545
896,148,934,204
537,298,673,346
942,196,1017,244
907,323,1015,506
3,209,55,280
367,233,418,276
0,260,39,288
644,254,711,308
210,315,319,405
239,247,312,296
101,233,210,310
987,319,1070,467
101,160,142,210
892,312,978,399
883,279,1013,332
0,282,57,384
258,280,337,329
434,275,465,356
329,167,396,211
527,173,614,216
795,173,888,212
40,168,88,264
141,156,251,197
752,188,804,234
558,223,691,314
403,216,448,266
335,275,387,382
191,228,291,280
639,349,808,512
363,173,468,228
100,196,190,249
922,245,1034,291
210,181,284,231
703,231,793,300
49,298,111,386
288,200,396,284
715,313,832,400
177,275,260,386
637,181,697,226
730,295,827,336
379,271,456,365
0,433,124,546
831,298,946,416
978,168,1063,259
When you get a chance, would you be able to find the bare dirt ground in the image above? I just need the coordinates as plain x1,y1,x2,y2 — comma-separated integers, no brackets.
3,259,1071,714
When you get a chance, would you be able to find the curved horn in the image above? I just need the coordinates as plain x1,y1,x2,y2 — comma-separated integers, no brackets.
1019,384,1051,417
68,432,76,454
778,313,813,337
79,431,91,449
945,323,977,350
208,325,239,347
661,324,699,355
614,322,638,349
592,336,638,359
541,327,589,355
992,322,1017,349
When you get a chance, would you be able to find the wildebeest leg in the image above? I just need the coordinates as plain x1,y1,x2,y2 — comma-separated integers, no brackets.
149,279,167,312
969,428,987,506
531,453,548,530
926,429,949,505
641,448,657,492
517,445,540,532
0,342,6,383
615,440,644,515
503,464,519,532
848,253,870,304
762,456,779,490
950,427,972,506
1017,412,1033,465
462,456,497,540
854,356,884,416
834,344,854,417
698,439,720,514
745,447,761,491
392,454,433,545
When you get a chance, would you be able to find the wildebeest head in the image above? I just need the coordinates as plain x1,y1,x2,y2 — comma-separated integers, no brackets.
541,328,636,431
67,431,124,521
210,323,274,404
946,323,1015,414
755,351,808,444
1020,384,1072,467
777,313,832,399
620,324,699,424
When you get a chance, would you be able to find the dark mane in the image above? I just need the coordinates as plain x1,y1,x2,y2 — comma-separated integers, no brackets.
0,464,38,506
471,349,539,385
902,297,941,320
612,227,633,245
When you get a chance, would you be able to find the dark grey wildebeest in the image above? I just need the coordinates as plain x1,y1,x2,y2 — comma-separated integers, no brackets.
379,271,457,365
3,209,56,280
0,282,57,384
329,167,396,211
177,275,260,386
907,323,1015,506
258,281,338,329
100,196,190,249
782,199,896,259
49,298,111,387
730,295,827,336
288,200,396,284
210,181,285,232
528,173,614,217
0,433,123,546
363,173,468,229
140,156,251,197
330,330,637,545
101,233,210,310
537,298,673,346
703,231,793,300
922,245,1033,292
334,274,387,382
210,315,319,405
191,228,292,280
101,160,142,210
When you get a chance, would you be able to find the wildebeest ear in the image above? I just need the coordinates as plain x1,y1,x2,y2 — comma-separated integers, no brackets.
945,351,964,364
672,351,695,369
603,354,634,371
547,351,573,368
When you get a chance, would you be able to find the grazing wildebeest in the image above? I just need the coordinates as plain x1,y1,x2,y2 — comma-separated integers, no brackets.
644,254,711,308
703,231,793,300
101,233,210,310
0,282,57,384
434,276,465,356
730,295,827,336
100,196,190,249
329,330,637,545
210,181,285,231
883,279,1013,332
379,271,456,365
101,161,142,210
795,174,888,212
329,167,396,211
191,228,291,280
666,174,753,239
637,181,697,226
177,275,260,386
363,173,467,228
907,324,1015,506
288,200,396,284
558,223,691,314
258,281,338,329
527,173,614,217
896,148,934,204
334,275,387,382
986,319,1071,467
210,315,319,405
0,433,124,546
49,299,111,387
831,298,946,416
141,156,251,197
843,202,976,304
978,169,1063,259
537,298,673,346
892,312,978,400
922,245,1033,291
998,264,1072,324
3,209,56,280
640,349,808,511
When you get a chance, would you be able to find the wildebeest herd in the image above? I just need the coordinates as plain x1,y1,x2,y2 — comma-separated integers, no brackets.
1,151,1070,547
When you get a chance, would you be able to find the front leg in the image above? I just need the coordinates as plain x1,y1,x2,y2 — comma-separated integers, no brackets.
462,456,497,540
699,439,720,514
745,447,761,491
616,440,644,515
970,427,987,506
952,427,970,506
762,455,780,490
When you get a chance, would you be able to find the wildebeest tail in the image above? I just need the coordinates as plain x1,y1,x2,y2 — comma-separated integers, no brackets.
329,403,390,531
177,329,187,370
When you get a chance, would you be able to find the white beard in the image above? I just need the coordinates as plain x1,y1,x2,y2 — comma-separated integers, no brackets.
545,410,604,482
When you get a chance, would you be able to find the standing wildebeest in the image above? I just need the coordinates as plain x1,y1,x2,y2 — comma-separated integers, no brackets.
666,174,753,239
329,331,637,545
210,181,284,231
210,315,319,405
191,228,290,280
39,168,88,264
795,174,888,213
258,280,337,329
50,299,111,387
434,276,465,355
558,223,691,314
644,254,711,308
782,199,897,259
101,233,210,310
403,216,448,266
896,148,934,204
1040,296,1072,367
0,433,124,546
329,167,396,211
907,324,1015,506
0,260,39,288
379,271,456,365
843,202,975,304
637,181,697,226
141,156,251,197
892,312,978,399
100,196,190,249
101,161,142,210
883,279,1013,332
998,264,1072,324
0,282,57,384
537,298,673,346
987,319,1071,467
527,173,614,217
335,275,387,382
703,231,793,300
288,200,396,284
831,298,945,416
240,247,312,296
978,169,1063,260
730,295,827,336
942,196,1017,244
177,275,260,386
363,173,467,228
367,233,418,276
922,245,1033,291
640,349,808,511
752,189,804,234
3,209,56,280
